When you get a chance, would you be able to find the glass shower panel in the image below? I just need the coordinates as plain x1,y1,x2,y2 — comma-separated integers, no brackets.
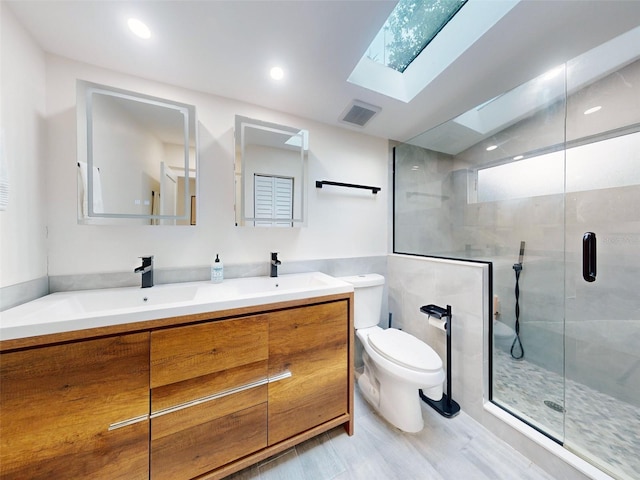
394,66,567,439
394,143,456,256
564,34,640,479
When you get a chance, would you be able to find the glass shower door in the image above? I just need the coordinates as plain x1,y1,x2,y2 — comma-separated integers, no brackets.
563,36,640,480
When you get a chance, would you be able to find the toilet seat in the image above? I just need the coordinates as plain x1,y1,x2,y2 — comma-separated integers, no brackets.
367,328,442,372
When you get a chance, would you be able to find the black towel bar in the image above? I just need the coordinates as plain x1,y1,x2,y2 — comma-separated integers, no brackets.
315,180,380,194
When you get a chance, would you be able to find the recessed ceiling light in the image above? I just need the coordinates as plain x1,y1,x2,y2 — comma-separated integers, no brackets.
128,18,151,39
270,66,284,80
513,155,524,160
486,145,498,152
584,105,602,115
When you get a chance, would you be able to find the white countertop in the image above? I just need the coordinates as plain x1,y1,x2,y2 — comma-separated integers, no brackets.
0,272,353,341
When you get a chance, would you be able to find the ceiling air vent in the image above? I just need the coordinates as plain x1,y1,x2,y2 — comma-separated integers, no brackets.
340,100,381,127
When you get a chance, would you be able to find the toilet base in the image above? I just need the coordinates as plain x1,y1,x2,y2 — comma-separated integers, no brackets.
358,368,426,433
420,390,460,418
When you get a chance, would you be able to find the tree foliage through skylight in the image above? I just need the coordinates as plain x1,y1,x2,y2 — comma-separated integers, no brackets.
367,0,467,73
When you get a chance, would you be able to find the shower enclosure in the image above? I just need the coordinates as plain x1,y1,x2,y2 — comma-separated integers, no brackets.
393,27,640,480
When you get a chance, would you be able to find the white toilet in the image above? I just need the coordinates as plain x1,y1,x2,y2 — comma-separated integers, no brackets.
340,274,445,433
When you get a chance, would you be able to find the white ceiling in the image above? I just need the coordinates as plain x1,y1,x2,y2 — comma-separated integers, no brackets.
6,0,640,142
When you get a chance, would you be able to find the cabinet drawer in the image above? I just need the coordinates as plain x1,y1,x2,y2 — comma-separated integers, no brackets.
151,316,268,388
151,402,267,480
151,384,267,439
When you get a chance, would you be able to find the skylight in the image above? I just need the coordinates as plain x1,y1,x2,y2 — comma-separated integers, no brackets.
348,0,521,103
366,0,467,73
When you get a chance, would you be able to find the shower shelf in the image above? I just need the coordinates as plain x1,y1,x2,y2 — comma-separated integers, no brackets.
315,180,381,194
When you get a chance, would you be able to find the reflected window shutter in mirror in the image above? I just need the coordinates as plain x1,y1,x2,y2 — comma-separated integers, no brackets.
254,175,293,227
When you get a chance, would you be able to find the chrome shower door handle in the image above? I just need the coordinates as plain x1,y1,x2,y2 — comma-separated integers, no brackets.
582,232,597,282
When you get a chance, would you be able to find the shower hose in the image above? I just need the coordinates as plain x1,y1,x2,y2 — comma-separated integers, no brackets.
510,262,524,360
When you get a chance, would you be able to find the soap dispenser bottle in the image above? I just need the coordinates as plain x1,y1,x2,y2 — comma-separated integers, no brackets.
211,254,224,283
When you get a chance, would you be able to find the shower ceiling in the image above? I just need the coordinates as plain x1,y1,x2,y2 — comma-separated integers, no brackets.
407,26,640,155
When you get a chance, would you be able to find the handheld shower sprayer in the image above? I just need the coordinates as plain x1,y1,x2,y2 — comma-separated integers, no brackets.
511,241,525,360
517,241,525,265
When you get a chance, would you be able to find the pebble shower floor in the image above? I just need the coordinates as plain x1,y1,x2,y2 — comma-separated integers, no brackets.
493,349,640,480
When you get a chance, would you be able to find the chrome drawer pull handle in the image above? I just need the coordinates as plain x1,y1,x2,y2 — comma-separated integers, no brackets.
151,377,269,418
108,414,149,431
150,371,293,419
269,371,292,383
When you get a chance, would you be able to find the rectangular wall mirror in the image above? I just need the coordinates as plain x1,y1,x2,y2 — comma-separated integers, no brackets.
234,115,308,227
77,80,197,225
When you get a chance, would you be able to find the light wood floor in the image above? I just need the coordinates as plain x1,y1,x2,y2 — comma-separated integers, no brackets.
228,388,556,480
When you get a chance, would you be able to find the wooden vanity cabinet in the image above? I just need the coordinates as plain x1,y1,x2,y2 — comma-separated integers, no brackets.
0,333,150,480
149,316,269,480
0,293,353,480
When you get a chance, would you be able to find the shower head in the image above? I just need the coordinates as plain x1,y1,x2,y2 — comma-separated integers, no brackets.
518,241,526,264
513,241,525,272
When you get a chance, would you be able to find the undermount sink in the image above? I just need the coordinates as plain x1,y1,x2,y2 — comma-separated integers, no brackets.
213,271,338,296
0,272,353,341
74,284,200,312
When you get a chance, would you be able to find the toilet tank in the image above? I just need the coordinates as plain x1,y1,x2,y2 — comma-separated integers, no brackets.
338,274,385,329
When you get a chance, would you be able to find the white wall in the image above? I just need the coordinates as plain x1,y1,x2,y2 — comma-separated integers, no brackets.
41,55,388,277
0,4,48,288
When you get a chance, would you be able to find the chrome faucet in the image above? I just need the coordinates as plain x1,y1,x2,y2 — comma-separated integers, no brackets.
270,252,281,278
134,255,154,288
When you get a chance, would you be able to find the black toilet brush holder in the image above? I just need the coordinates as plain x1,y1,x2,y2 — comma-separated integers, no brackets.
419,304,460,418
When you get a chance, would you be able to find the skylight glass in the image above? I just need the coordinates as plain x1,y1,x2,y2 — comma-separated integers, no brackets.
348,0,519,102
366,0,467,73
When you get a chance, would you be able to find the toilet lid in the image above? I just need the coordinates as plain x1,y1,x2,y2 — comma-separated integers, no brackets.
367,328,442,372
